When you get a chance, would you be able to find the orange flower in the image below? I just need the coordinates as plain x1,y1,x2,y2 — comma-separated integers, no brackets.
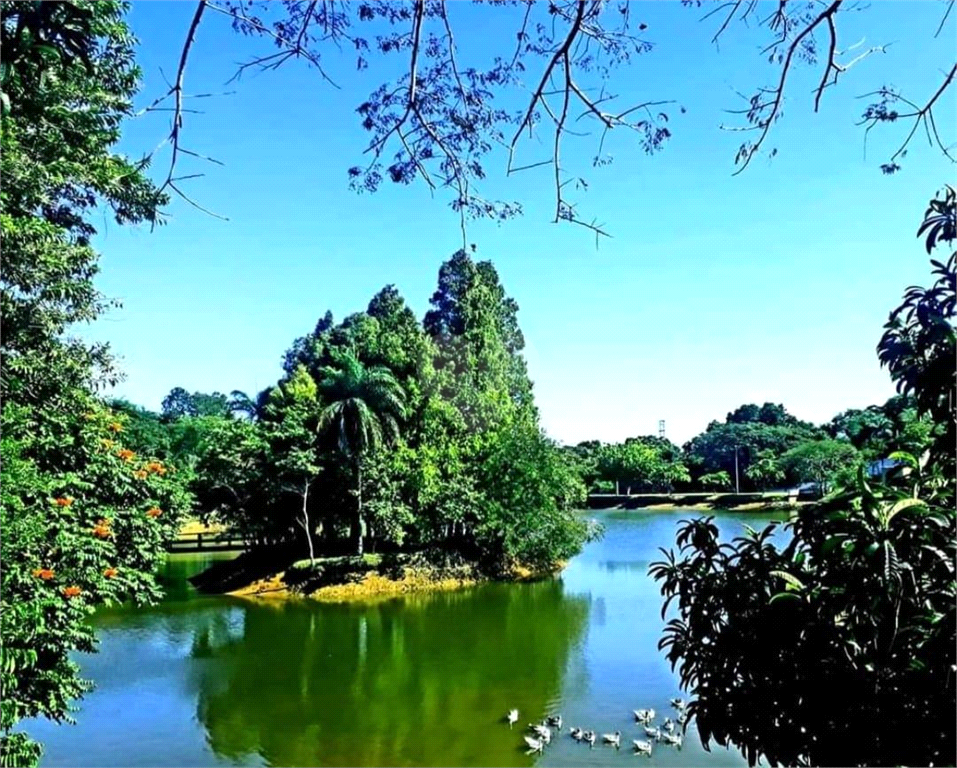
146,507,163,519
116,449,136,462
108,421,124,432
103,567,118,579
101,438,116,450
133,469,149,480
32,568,55,581
62,586,82,598
53,497,74,507
92,518,112,539
145,461,167,475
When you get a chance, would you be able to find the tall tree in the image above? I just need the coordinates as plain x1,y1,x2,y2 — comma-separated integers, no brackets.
425,251,532,426
0,4,191,763
160,388,230,420
262,367,324,562
316,350,406,555
683,417,822,491
778,439,860,495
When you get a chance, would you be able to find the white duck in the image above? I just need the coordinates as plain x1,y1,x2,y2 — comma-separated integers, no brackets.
602,731,621,748
670,698,687,711
643,725,662,740
546,714,563,730
529,723,550,741
583,730,597,747
507,709,518,728
633,739,654,756
662,732,683,748
633,708,655,723
569,727,583,741
523,735,545,755
662,718,676,733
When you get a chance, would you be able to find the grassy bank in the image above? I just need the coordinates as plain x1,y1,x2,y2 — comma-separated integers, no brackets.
191,549,562,603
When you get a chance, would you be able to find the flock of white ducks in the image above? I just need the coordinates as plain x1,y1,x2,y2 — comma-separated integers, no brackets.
507,698,689,757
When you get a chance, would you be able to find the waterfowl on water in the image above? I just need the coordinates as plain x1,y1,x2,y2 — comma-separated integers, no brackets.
633,739,654,755
602,731,621,748
662,732,683,748
662,718,676,733
583,730,597,747
529,723,550,740
546,714,563,729
523,735,545,755
569,727,583,741
670,698,687,711
507,709,519,727
633,708,655,723
643,726,662,740
677,711,689,726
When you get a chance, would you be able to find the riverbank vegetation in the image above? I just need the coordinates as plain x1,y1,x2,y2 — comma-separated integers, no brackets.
651,187,956,767
565,392,939,497
2,2,954,767
0,4,194,764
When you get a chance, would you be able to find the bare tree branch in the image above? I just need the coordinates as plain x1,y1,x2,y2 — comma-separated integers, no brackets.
935,0,955,38
855,63,957,169
206,1,339,87
886,63,957,164
728,0,843,175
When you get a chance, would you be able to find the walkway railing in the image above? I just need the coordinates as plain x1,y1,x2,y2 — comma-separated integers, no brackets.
167,530,247,553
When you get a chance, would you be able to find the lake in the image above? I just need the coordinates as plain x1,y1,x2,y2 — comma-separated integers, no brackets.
28,509,788,767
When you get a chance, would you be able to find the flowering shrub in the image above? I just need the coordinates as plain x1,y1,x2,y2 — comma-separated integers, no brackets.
1,399,192,764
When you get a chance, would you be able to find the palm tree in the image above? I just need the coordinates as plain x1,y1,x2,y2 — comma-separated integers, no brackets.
227,390,260,419
316,349,406,555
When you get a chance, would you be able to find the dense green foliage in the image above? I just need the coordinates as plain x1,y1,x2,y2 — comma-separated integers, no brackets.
682,407,824,492
0,3,192,765
651,188,956,767
569,397,923,497
3,5,951,767
568,438,689,494
151,254,593,575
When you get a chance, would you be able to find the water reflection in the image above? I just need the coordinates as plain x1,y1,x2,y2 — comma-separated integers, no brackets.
193,580,590,767
27,511,786,767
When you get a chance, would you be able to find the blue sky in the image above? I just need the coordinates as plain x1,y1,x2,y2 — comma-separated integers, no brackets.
85,1,956,445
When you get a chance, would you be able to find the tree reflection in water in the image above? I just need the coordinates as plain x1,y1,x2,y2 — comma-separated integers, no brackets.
192,580,590,767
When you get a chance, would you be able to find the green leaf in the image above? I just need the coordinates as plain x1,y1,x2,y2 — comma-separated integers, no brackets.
821,537,843,554
884,497,926,526
770,592,801,604
888,451,918,468
770,570,805,591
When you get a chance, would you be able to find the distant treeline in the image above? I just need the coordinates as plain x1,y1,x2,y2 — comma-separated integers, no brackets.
562,396,936,496
117,383,935,516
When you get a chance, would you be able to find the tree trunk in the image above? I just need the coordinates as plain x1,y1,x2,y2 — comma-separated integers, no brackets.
355,461,364,556
301,479,315,564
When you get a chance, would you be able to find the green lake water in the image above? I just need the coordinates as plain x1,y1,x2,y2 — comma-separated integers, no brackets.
28,509,787,767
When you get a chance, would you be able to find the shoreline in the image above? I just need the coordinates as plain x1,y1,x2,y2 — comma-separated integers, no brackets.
587,493,811,513
194,550,563,604
603,501,808,512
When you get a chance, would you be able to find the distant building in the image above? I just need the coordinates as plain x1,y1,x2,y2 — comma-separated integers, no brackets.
867,457,903,479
